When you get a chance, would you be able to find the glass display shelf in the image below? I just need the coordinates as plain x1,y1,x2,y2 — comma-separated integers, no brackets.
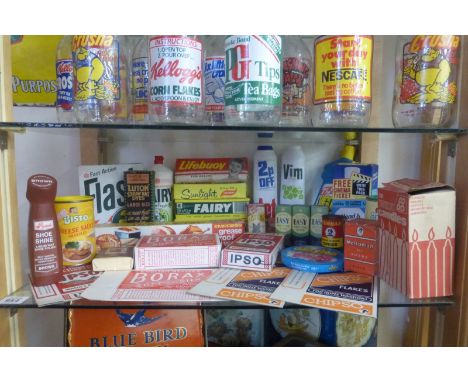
1,121,467,134
0,280,455,310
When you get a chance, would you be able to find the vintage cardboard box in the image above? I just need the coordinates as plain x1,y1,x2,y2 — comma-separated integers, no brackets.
175,157,249,183
79,164,143,224
68,309,205,347
175,198,249,222
344,258,377,276
81,269,218,302
270,271,378,318
344,219,378,276
30,264,101,307
221,233,284,272
134,234,221,270
331,199,366,219
95,221,245,249
124,170,155,223
333,163,379,198
378,179,455,298
92,247,134,271
190,267,290,307
173,183,247,200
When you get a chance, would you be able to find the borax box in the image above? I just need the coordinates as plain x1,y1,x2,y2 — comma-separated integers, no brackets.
378,179,455,299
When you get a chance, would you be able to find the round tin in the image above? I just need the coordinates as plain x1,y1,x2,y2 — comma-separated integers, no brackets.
280,245,343,273
321,214,345,249
54,195,96,266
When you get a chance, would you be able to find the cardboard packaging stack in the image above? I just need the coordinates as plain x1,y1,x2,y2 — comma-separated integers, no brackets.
173,158,250,222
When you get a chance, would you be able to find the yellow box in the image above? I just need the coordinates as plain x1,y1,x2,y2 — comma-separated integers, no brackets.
173,183,247,200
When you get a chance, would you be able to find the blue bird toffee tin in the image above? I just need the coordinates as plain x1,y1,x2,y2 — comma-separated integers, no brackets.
280,245,343,273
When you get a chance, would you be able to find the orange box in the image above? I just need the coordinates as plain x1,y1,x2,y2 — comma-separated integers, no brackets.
344,218,379,263
344,258,377,276
68,308,205,347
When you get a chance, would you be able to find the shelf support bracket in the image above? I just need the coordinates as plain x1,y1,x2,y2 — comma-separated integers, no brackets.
0,131,7,150
9,308,17,318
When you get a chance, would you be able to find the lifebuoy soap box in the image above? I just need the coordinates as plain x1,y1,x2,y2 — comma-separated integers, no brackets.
378,179,455,299
134,234,221,270
221,233,285,272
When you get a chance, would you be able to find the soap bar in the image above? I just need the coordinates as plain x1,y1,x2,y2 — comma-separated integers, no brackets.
280,246,343,273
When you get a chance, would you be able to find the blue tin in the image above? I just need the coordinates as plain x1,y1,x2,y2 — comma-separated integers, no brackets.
280,245,343,273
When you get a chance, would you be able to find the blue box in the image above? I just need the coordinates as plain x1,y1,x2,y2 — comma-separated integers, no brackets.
334,163,378,198
331,199,366,219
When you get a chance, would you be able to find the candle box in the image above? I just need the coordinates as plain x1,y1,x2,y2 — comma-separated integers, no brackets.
378,179,455,298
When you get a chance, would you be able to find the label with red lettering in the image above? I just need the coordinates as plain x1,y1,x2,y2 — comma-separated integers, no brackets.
283,56,311,107
33,219,59,273
224,35,282,106
399,35,459,106
314,35,373,104
56,59,73,110
119,269,214,290
149,36,203,105
72,35,120,102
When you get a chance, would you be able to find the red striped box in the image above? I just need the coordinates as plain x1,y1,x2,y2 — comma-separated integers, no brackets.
221,233,284,272
378,179,455,298
134,234,221,270
344,219,379,263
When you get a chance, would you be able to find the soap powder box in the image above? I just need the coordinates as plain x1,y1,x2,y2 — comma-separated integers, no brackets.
134,234,221,270
173,183,248,200
175,158,249,183
174,198,249,222
378,179,455,298
333,163,379,198
221,233,285,272
79,164,143,224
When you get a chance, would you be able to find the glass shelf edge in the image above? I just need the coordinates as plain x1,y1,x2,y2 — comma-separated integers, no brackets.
0,285,455,310
1,122,467,134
